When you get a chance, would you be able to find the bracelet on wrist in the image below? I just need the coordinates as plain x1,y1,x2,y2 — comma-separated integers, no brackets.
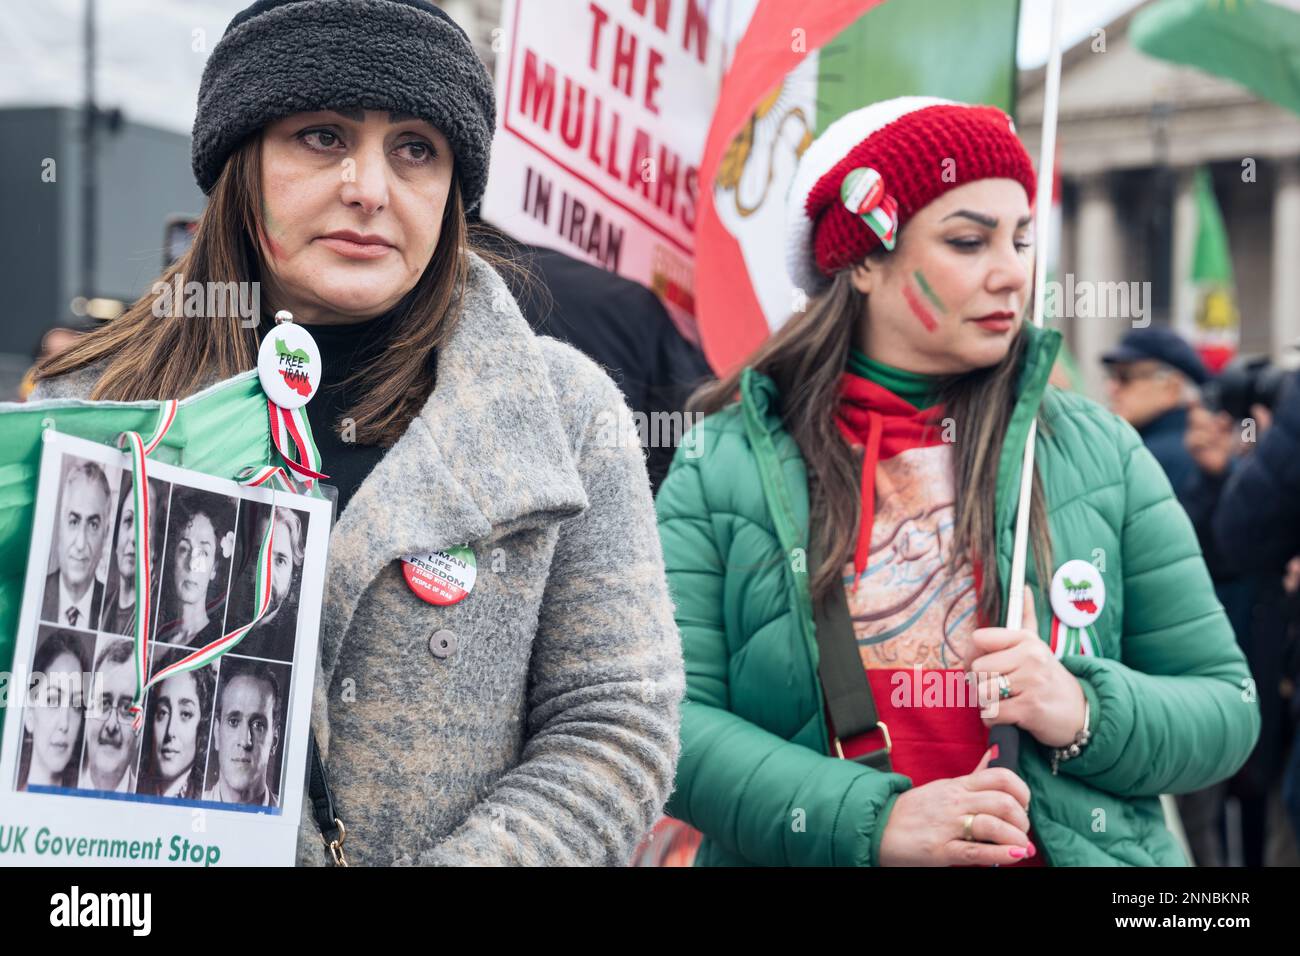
1050,698,1091,776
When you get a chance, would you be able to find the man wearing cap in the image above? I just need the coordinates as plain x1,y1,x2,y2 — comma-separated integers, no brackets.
1103,328,1250,865
1102,326,1210,502
1105,328,1288,865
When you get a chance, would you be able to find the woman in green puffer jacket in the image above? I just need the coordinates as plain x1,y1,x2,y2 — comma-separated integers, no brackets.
656,97,1259,866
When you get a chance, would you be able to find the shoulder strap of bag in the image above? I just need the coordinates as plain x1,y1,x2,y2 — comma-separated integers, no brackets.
810,540,892,773
308,732,349,866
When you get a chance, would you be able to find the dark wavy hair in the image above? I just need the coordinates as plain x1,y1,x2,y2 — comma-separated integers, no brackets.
137,649,217,800
156,487,237,643
20,630,91,790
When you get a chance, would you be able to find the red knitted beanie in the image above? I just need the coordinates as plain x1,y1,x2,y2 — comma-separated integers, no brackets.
785,96,1036,292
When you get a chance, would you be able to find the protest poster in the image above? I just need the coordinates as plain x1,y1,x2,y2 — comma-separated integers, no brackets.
0,430,330,866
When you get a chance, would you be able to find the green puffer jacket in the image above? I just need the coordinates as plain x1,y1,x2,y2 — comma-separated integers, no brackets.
656,322,1260,866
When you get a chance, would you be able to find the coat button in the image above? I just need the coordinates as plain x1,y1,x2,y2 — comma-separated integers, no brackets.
429,629,457,659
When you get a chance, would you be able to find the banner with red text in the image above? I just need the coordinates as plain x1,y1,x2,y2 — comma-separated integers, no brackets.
482,0,734,339
484,0,1020,369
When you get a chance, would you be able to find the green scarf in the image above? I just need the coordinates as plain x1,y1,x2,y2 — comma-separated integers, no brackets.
845,348,941,410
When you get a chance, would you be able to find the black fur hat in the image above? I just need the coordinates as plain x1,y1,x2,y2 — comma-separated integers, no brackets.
191,0,496,209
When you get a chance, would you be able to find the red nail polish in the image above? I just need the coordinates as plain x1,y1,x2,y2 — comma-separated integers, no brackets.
990,744,1000,760
1008,847,1026,860
1027,843,1037,857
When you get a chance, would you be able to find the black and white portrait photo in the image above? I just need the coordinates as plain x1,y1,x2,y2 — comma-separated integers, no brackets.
227,504,308,663
135,648,217,802
154,487,238,648
203,657,288,808
40,457,115,633
16,628,93,792
100,474,169,638
77,637,141,794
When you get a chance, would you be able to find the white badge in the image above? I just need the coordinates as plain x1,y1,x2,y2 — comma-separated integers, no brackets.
258,313,321,409
1050,559,1105,629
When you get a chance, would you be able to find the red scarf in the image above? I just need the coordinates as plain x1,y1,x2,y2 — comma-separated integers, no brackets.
834,372,948,588
831,371,1043,864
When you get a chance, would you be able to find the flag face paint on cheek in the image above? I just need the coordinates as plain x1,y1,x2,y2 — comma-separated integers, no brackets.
264,234,286,262
914,270,947,314
260,200,286,262
901,270,946,333
902,282,939,332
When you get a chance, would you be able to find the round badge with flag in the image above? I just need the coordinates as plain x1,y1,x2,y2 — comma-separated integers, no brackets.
1050,559,1104,628
258,318,321,410
402,546,477,606
839,166,899,251
1048,559,1105,658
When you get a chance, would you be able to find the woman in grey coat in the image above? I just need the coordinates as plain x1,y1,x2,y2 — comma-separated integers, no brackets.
32,0,683,865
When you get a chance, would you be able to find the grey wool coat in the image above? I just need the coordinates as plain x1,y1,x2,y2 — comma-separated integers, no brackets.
31,253,685,866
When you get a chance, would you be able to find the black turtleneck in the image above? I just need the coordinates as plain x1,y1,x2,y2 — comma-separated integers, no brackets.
255,307,433,518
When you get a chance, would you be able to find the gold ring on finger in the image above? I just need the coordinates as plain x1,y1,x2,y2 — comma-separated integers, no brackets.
962,813,976,841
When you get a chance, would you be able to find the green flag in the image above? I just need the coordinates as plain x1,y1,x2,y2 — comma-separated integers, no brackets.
1191,167,1240,371
814,0,1019,132
1193,167,1235,285
1132,0,1300,116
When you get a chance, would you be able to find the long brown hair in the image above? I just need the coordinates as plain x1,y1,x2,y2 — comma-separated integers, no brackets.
36,134,489,448
689,269,1053,628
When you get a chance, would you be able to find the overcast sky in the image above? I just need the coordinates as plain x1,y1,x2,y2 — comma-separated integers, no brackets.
0,0,1146,134
1017,0,1144,68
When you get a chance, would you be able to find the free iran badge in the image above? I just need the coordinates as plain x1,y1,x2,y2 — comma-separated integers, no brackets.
402,546,477,606
257,313,321,409
1048,559,1105,658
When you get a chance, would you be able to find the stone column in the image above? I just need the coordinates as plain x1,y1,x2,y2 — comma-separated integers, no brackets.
1072,173,1127,401
1272,159,1300,358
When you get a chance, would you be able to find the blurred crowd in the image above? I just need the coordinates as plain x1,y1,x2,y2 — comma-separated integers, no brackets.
1100,326,1300,865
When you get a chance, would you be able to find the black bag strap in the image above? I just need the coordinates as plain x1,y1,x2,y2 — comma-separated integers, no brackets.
810,543,892,772
308,731,349,865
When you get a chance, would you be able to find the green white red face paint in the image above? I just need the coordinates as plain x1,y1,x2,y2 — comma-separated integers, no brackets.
260,199,287,262
902,269,945,333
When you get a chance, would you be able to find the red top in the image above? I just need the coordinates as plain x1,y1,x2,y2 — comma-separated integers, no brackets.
831,371,1043,865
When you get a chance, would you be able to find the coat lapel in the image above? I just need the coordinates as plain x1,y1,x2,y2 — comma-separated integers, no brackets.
316,253,589,679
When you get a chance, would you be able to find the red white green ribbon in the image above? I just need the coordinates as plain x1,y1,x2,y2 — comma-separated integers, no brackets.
115,426,159,732
267,399,327,490
237,463,298,493
840,167,899,251
1049,616,1098,658
117,401,301,731
142,399,178,455
134,493,276,720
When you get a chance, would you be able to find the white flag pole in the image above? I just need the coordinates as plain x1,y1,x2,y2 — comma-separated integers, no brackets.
1004,0,1065,632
